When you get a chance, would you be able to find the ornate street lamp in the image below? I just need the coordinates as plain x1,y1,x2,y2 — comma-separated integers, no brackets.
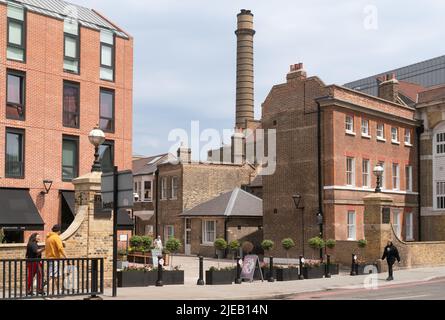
373,165,384,193
88,126,106,172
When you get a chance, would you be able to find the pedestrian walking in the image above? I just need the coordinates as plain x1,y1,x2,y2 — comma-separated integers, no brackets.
45,225,67,281
381,240,401,281
25,233,44,295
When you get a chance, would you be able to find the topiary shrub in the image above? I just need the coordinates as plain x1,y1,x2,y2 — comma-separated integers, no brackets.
281,238,295,265
141,236,153,251
214,238,228,251
229,240,240,251
129,235,143,249
358,239,368,248
261,240,274,253
325,239,336,249
165,238,182,269
308,237,325,259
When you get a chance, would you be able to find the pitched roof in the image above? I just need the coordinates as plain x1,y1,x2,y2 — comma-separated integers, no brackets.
398,81,425,103
180,188,262,218
1,0,129,38
132,153,170,176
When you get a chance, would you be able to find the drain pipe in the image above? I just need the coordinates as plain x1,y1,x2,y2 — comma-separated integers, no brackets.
317,101,324,260
416,124,424,241
155,168,159,237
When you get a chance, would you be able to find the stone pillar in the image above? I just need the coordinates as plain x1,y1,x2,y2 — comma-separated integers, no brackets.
70,171,114,287
363,193,393,270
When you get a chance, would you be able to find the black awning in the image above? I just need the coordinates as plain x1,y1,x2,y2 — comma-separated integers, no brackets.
117,210,134,231
0,189,44,231
61,191,75,216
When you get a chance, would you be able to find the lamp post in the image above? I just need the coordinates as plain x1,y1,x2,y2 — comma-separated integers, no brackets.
88,126,106,172
292,194,305,257
317,212,323,260
373,165,384,193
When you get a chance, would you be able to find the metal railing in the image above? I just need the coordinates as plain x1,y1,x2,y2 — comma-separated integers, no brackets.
0,258,104,300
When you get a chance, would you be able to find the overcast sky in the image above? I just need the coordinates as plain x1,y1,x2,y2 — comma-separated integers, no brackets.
74,0,445,158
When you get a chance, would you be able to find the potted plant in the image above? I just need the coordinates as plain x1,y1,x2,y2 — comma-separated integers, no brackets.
141,236,153,255
323,239,339,275
308,236,325,260
117,265,153,287
205,266,236,285
281,238,295,266
228,240,240,260
129,236,143,252
261,240,274,257
301,259,325,279
166,237,181,270
214,238,228,260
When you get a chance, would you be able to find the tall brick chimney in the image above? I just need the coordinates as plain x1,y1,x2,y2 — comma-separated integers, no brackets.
177,143,191,163
235,9,255,129
378,73,399,103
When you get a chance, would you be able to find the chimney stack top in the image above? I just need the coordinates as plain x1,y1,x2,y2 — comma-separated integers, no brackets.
238,9,253,16
287,62,306,82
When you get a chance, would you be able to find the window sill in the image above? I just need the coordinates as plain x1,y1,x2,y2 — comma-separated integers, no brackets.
405,143,413,147
201,243,214,247
345,131,356,136
347,238,356,241
391,140,400,145
361,134,371,139
377,137,386,142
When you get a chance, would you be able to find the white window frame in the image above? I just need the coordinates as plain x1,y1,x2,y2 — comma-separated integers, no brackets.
362,159,370,188
361,119,370,137
161,177,168,200
345,115,355,134
393,211,401,239
377,123,385,141
405,212,414,241
347,211,356,240
436,181,445,209
378,161,386,190
392,163,400,190
391,127,399,144
433,130,445,210
202,220,216,245
404,129,412,146
171,176,178,200
143,180,152,202
405,166,413,192
164,225,174,240
346,157,355,186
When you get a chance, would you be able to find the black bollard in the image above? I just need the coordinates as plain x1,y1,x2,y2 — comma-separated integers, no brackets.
350,253,357,276
197,256,205,286
298,255,305,280
156,256,164,287
235,256,242,284
325,255,331,278
268,257,275,283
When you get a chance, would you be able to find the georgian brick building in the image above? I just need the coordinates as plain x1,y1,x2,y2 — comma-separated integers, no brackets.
262,64,420,259
0,0,133,242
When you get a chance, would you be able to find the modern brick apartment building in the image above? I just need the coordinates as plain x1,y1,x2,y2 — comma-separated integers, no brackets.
262,64,419,259
0,0,133,242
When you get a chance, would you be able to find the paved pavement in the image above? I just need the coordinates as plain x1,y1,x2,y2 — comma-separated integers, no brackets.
55,256,445,300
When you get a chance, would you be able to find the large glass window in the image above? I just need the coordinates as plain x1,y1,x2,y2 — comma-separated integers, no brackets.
99,140,114,173
405,212,414,241
161,177,168,200
64,19,79,73
345,115,354,133
202,220,216,244
391,127,399,143
377,123,385,140
6,71,25,120
164,225,174,240
392,163,400,190
7,4,25,62
405,166,413,192
361,119,370,137
100,89,114,132
100,30,115,81
63,82,80,128
346,157,355,186
404,129,412,145
62,136,79,181
171,176,178,199
393,211,401,238
347,211,356,240
144,181,152,201
5,128,24,178
362,159,370,188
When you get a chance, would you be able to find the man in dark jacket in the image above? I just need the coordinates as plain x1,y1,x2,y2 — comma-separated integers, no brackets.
381,241,401,281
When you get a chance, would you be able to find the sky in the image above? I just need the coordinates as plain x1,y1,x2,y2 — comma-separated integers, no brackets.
73,0,445,159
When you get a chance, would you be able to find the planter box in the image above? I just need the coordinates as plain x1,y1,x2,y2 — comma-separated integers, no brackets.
117,271,148,287
302,266,325,279
276,268,300,281
205,270,235,285
253,267,276,281
117,270,184,287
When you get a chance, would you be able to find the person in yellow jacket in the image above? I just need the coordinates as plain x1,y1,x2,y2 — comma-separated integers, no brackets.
45,225,66,279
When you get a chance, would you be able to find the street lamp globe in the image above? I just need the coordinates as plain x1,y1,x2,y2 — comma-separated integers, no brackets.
89,126,106,172
373,165,384,193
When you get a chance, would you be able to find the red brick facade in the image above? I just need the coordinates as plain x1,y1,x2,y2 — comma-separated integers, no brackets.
262,65,419,259
0,4,133,239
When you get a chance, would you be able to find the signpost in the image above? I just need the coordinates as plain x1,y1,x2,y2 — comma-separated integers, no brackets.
240,255,263,282
101,167,134,298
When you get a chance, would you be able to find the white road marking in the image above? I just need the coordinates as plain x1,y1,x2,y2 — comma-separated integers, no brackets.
382,294,429,300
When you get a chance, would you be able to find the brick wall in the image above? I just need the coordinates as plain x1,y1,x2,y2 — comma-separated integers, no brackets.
0,4,133,238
